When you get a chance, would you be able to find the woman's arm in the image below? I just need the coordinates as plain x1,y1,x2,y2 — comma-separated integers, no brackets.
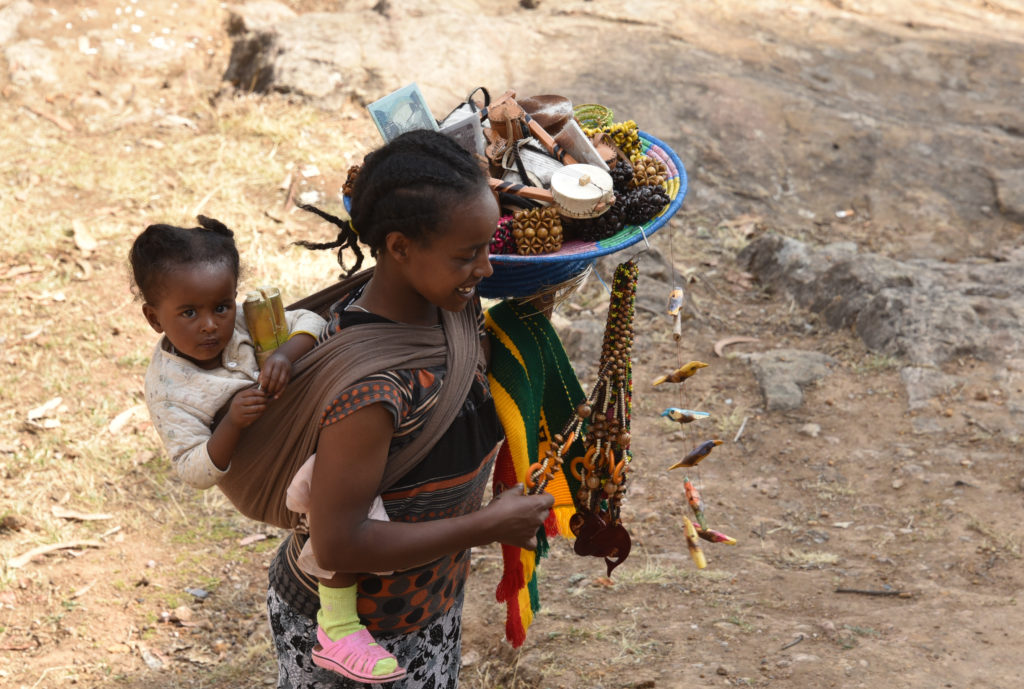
308,403,551,574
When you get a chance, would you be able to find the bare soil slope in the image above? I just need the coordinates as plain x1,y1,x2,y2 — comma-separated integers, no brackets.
1,2,1021,688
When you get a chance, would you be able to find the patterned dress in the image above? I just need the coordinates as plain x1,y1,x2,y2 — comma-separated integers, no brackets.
266,292,503,688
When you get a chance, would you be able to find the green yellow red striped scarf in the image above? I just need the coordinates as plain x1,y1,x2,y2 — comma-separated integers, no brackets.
485,300,587,647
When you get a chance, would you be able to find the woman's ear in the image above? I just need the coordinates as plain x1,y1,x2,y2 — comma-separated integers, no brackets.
142,304,164,333
384,231,412,264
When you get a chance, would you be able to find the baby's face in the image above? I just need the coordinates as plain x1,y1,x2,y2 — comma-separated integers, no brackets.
143,262,237,369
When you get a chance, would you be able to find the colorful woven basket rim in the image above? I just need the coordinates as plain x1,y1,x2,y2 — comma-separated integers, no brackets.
488,130,687,265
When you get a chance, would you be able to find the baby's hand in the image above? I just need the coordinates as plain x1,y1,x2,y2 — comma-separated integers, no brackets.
258,352,293,398
228,387,267,428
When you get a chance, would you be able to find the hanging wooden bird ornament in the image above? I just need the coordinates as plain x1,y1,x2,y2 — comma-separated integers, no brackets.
666,287,684,316
697,527,737,545
683,515,707,569
668,438,723,470
661,408,710,424
683,477,707,530
652,360,708,387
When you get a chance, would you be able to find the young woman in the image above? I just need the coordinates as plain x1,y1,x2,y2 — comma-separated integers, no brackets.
263,129,554,688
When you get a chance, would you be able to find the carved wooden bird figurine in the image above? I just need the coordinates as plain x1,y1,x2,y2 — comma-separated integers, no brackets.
652,361,708,387
683,515,707,569
697,527,737,545
661,408,710,424
668,439,723,470
683,477,707,529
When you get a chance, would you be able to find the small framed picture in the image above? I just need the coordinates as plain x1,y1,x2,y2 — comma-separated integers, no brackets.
367,83,439,143
439,107,486,156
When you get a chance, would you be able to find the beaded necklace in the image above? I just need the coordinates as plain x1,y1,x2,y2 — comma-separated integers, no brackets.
526,259,637,576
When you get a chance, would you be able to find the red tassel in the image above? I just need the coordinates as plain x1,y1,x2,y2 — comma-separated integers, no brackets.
543,507,558,537
505,596,526,648
495,543,524,603
493,440,516,491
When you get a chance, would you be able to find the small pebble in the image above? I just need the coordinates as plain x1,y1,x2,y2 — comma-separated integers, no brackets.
799,423,821,438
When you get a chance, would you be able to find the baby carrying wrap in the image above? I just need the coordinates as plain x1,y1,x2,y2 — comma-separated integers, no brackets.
217,269,485,530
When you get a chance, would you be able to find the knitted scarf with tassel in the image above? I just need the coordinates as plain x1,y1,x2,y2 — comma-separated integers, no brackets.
485,300,586,647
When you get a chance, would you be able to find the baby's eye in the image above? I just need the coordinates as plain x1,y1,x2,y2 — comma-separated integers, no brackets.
215,304,231,314
182,309,196,318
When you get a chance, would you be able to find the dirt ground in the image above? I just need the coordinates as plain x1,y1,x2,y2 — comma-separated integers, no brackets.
1,1,1022,688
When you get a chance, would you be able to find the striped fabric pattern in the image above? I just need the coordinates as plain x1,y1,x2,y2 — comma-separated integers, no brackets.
485,300,587,647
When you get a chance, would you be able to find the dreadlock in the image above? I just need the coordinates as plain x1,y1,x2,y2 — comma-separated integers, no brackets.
129,215,240,303
296,129,488,277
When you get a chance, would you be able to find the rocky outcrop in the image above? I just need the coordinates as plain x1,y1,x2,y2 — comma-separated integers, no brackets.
744,349,837,412
738,234,1024,366
221,0,524,109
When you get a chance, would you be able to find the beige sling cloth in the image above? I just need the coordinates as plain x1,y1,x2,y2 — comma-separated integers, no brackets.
217,269,484,530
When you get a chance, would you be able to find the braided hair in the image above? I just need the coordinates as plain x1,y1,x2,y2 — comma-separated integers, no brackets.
297,129,488,277
129,215,240,303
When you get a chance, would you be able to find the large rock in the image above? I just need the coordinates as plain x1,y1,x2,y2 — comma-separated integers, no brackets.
743,348,836,412
992,168,1024,223
214,0,1024,268
221,0,532,110
738,234,1024,366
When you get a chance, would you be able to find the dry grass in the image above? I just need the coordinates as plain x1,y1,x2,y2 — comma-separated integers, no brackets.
0,82,380,687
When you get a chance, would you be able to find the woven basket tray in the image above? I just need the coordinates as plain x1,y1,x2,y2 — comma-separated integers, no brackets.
479,131,687,299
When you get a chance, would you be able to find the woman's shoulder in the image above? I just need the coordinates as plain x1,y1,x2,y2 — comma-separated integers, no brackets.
321,364,445,432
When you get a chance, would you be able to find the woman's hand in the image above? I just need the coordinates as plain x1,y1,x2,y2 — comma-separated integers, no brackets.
312,404,558,571
483,484,554,551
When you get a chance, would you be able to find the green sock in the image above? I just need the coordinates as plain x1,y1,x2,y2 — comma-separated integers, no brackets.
317,583,398,677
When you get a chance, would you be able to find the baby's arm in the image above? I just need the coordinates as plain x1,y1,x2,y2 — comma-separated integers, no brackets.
258,309,325,398
147,397,231,488
206,387,267,470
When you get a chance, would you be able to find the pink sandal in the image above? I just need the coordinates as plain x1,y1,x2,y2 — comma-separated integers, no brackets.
312,626,407,683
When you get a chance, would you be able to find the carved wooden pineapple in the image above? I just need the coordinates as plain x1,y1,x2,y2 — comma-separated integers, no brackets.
512,206,564,255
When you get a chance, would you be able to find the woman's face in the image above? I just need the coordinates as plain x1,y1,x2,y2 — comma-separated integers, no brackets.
400,187,499,312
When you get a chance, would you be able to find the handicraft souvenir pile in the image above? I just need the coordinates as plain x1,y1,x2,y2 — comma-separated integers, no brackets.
349,83,687,300
474,95,670,255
